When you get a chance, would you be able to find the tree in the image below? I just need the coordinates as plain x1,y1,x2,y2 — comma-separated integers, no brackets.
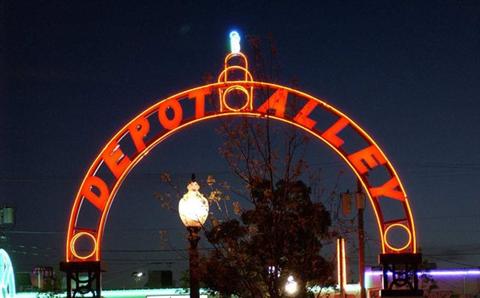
199,35,337,296
200,178,334,297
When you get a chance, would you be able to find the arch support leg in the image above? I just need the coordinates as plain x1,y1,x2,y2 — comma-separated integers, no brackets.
379,253,423,297
60,261,102,298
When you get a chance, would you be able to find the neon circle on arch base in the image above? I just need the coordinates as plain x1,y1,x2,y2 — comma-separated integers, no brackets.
70,231,98,260
65,51,417,262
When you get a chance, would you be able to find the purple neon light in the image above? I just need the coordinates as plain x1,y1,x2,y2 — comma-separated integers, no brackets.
366,270,480,277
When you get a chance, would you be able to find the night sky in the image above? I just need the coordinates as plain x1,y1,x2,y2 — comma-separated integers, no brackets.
2,1,480,288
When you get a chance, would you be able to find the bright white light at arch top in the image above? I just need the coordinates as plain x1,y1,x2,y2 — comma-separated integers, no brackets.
229,31,241,54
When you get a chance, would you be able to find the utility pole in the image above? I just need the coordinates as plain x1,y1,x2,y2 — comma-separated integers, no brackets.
356,180,366,298
337,237,346,298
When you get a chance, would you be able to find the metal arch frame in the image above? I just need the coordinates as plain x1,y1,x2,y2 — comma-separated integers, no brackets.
65,53,417,263
0,249,16,298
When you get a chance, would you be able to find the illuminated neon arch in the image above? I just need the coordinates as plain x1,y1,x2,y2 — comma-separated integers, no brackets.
65,50,417,263
0,249,16,298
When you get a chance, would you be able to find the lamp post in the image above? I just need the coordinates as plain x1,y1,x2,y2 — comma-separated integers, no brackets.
356,179,366,298
178,175,209,298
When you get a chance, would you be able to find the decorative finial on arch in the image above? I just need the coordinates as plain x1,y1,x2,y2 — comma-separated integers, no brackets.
217,30,254,112
218,30,252,83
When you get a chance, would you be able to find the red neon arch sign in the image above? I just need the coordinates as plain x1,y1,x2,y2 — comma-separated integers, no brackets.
65,52,417,262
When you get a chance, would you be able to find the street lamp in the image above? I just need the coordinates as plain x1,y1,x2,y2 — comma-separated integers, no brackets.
178,175,209,298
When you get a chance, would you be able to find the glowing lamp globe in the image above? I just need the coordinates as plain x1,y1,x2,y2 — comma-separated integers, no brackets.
178,182,209,228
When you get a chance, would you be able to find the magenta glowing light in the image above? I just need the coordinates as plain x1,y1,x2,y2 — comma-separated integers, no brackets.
366,270,480,277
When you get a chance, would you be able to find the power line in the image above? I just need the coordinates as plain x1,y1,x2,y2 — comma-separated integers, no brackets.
1,161,477,182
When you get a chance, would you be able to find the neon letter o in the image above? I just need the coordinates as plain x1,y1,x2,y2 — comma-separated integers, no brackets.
158,99,183,130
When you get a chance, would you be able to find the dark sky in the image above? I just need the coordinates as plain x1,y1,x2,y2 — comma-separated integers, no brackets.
2,0,480,288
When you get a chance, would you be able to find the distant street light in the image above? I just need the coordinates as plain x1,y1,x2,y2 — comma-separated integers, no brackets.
178,174,209,298
284,275,299,296
131,271,144,288
132,271,144,278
